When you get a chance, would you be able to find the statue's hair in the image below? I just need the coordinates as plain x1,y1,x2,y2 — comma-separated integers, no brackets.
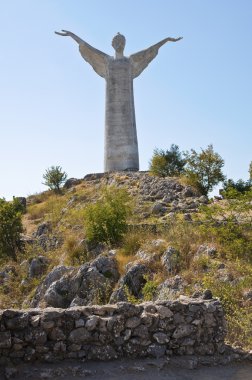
112,33,126,49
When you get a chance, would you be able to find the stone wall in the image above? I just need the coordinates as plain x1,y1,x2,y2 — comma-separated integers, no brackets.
0,298,226,363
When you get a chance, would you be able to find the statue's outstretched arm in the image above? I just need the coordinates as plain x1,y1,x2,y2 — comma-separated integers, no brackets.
55,30,85,44
130,36,183,78
55,30,110,78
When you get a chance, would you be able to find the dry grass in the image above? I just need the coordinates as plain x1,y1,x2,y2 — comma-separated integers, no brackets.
116,251,136,276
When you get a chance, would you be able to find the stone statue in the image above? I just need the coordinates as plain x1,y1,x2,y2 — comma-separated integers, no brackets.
55,30,182,171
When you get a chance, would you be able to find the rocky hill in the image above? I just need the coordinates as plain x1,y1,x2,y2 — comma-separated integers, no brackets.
0,172,251,349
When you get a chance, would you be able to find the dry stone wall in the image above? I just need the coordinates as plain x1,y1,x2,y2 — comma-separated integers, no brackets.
0,298,226,363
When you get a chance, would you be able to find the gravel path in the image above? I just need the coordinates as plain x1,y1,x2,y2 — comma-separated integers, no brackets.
1,357,252,380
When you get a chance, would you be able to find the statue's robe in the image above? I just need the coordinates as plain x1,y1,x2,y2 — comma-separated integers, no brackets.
79,42,162,171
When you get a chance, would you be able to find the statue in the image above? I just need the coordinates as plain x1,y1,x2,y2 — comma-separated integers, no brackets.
55,30,182,171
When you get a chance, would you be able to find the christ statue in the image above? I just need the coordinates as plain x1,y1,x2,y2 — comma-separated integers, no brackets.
55,30,182,171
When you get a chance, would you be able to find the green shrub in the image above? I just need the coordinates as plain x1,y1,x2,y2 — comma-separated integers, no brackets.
221,179,251,197
142,275,159,301
83,186,132,245
0,198,23,260
198,191,252,261
185,144,225,195
202,272,252,348
149,144,185,177
42,165,67,193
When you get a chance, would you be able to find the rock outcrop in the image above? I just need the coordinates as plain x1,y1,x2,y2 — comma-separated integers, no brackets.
31,253,119,308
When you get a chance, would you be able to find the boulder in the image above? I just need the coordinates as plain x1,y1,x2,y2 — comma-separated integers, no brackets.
29,256,49,278
184,213,192,221
32,254,119,308
161,247,180,273
110,263,149,303
30,266,74,307
243,289,252,301
37,235,63,252
152,203,167,215
0,266,17,285
64,178,81,189
202,289,213,300
33,222,52,238
182,187,197,198
198,195,208,204
155,275,186,301
195,245,217,258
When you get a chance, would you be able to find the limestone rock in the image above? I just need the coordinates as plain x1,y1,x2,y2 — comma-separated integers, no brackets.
33,222,52,238
161,247,180,273
156,275,186,301
182,187,197,198
30,266,74,307
29,256,49,278
152,203,167,215
0,266,16,285
243,289,252,301
32,254,119,308
64,178,81,189
195,244,217,258
110,263,148,303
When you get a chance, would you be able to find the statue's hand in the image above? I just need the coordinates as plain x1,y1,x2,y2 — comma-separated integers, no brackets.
169,37,183,42
55,30,72,37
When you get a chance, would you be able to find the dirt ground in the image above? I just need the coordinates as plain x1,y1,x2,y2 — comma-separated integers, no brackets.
1,357,252,380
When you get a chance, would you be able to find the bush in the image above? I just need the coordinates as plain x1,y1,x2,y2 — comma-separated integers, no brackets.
83,186,132,245
221,179,251,197
185,144,225,195
142,275,159,301
42,166,67,193
0,198,23,260
198,190,252,261
202,271,252,348
149,144,185,177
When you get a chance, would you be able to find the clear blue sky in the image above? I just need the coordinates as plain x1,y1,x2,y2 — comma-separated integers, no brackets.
0,0,251,200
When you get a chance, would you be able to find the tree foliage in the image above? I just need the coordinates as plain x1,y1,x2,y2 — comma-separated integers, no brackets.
249,161,252,181
185,144,225,195
42,166,67,193
149,144,186,177
0,198,23,260
84,186,132,245
221,178,251,197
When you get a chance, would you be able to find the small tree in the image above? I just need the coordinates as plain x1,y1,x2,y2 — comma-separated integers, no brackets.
185,144,225,195
0,198,23,259
84,186,132,245
149,144,186,177
43,166,67,193
249,161,252,181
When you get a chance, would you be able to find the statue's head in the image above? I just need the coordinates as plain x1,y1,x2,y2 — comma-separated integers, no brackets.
112,33,126,54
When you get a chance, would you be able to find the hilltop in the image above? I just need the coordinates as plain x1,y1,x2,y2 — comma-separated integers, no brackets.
0,171,251,349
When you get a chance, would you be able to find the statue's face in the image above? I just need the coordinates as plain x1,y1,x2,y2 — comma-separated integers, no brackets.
112,33,126,53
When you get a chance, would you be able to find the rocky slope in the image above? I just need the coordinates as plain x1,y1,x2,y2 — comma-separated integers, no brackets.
0,171,251,349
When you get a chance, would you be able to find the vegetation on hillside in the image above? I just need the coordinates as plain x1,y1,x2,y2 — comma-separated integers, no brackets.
0,165,251,350
150,144,225,195
0,198,24,260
